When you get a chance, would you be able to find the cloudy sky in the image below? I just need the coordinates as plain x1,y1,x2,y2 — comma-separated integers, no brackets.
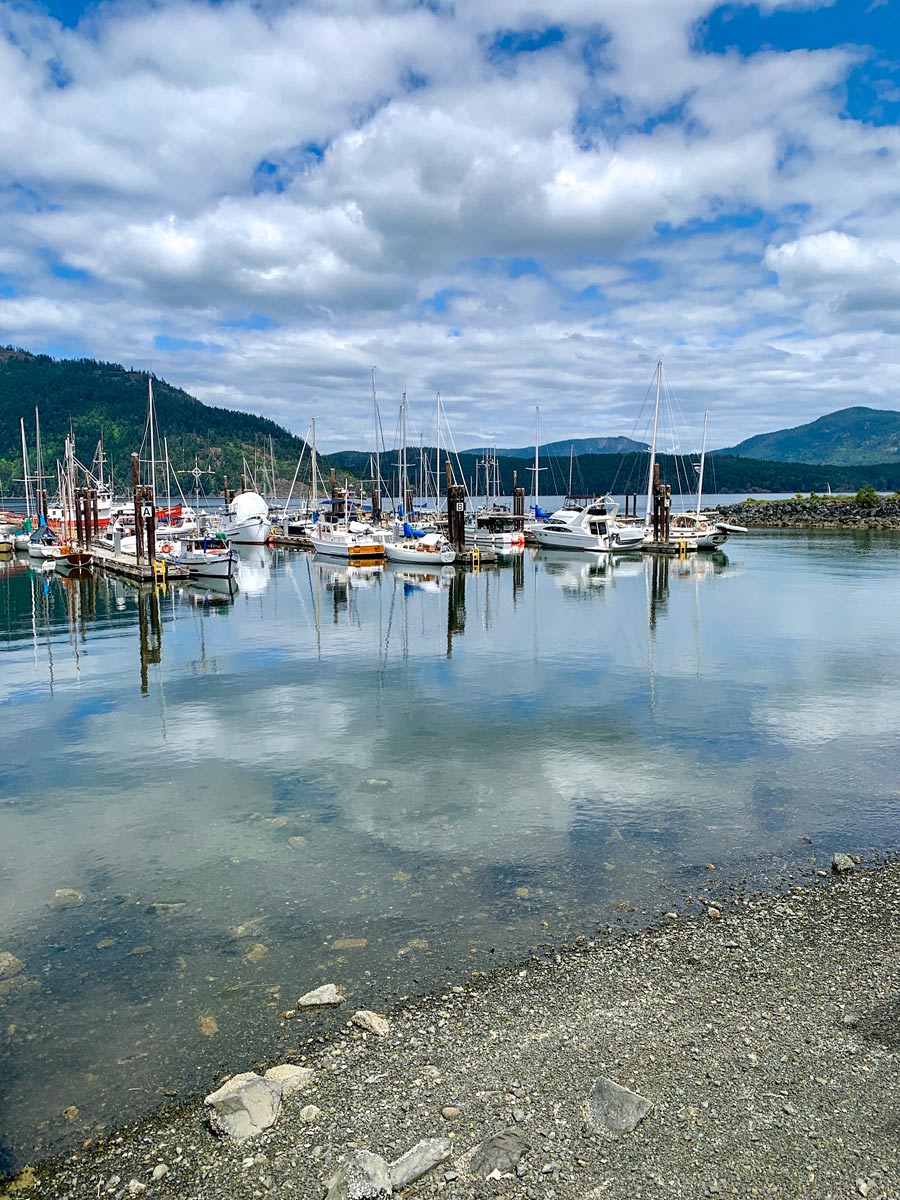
1,0,898,450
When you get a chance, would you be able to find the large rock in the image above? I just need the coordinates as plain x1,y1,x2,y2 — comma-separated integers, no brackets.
832,853,856,874
264,1064,314,1096
48,888,85,910
469,1129,529,1177
204,1071,282,1141
388,1138,452,1188
325,1150,392,1200
297,983,344,1009
0,952,23,980
585,1076,652,1136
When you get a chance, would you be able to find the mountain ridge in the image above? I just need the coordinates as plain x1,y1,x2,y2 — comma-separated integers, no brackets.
0,348,329,497
721,406,900,465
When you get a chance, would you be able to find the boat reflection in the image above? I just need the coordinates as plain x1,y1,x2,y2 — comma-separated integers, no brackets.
234,545,271,597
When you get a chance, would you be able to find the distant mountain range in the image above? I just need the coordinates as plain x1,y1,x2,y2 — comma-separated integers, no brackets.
463,435,648,458
0,348,330,497
722,407,900,465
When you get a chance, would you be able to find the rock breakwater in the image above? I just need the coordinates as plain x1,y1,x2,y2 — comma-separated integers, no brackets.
718,496,900,529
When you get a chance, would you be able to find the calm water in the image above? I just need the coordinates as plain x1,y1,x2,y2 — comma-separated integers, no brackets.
1,532,900,1171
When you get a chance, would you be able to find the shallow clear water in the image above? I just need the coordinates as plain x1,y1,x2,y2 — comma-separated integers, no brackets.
1,531,899,1171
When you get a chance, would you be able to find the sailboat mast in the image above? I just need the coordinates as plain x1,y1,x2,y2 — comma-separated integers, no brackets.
311,416,318,515
568,444,573,496
371,368,381,514
436,392,441,516
20,418,32,521
645,359,662,523
696,410,709,518
148,377,158,507
533,405,540,510
35,407,43,521
400,392,408,513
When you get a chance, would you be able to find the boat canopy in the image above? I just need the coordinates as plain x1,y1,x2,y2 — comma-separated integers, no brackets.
230,491,269,521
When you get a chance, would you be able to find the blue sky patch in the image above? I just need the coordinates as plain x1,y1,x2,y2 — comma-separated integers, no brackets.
154,335,224,353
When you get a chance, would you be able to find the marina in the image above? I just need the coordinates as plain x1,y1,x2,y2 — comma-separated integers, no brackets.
2,528,900,1175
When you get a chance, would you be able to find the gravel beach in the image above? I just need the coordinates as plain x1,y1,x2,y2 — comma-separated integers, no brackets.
5,857,898,1200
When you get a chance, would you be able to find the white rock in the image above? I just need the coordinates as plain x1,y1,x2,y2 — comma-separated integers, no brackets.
263,1064,315,1097
832,853,856,874
351,1009,389,1037
204,1072,282,1141
127,1183,147,1196
388,1138,452,1188
325,1150,392,1200
151,1164,169,1181
297,983,344,1008
300,1104,322,1121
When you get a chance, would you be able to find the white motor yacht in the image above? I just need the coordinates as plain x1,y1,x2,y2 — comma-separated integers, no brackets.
533,497,645,552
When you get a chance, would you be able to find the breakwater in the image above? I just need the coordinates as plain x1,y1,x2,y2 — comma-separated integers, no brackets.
718,495,900,529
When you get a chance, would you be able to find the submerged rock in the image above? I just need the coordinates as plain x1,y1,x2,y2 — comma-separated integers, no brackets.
48,888,85,910
0,952,23,980
388,1138,452,1189
832,853,856,874
585,1076,652,1136
351,1010,389,1037
325,1150,392,1200
204,1072,282,1141
264,1064,314,1096
297,983,344,1009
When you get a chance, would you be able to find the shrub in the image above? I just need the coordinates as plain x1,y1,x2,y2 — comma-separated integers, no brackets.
855,485,878,507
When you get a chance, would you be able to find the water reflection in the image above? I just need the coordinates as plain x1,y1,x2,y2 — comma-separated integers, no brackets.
0,534,899,1172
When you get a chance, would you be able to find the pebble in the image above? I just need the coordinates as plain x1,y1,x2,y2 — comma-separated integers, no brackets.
441,1106,460,1120
299,1105,322,1122
707,906,722,921
151,1164,169,1181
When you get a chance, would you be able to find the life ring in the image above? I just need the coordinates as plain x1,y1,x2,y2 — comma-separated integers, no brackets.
160,542,173,555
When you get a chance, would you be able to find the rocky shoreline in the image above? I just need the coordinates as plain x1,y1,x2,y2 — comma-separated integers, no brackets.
718,496,900,529
4,853,898,1200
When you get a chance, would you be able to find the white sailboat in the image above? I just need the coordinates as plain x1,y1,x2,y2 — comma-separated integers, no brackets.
384,532,455,565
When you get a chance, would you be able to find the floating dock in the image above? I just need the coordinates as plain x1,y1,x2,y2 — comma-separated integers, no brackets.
91,546,191,582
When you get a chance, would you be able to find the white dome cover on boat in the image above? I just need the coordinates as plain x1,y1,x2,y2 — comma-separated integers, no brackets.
229,491,268,520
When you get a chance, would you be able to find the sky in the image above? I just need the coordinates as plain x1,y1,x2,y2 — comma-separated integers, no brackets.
1,0,899,452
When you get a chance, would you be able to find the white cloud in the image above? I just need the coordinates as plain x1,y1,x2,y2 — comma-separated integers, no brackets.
1,0,898,448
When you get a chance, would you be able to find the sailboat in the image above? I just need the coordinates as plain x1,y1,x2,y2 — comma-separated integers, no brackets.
639,363,745,551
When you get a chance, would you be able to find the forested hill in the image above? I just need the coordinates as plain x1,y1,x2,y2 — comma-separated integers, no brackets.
329,446,900,495
0,349,321,497
722,406,900,465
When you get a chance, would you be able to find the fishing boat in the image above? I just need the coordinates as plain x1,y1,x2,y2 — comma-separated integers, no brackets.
158,535,236,580
533,496,645,552
309,522,385,560
384,531,456,565
220,490,272,545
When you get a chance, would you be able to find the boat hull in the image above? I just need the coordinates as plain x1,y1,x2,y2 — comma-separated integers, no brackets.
309,535,385,560
384,542,455,565
221,515,271,545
